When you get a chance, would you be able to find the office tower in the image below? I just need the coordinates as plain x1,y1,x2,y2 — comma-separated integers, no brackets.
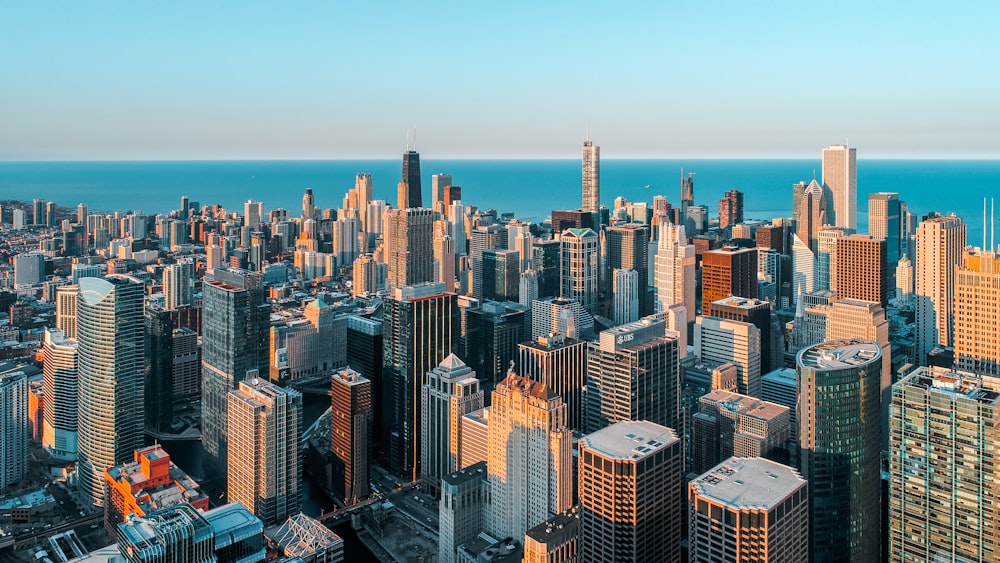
351,254,387,296
709,296,776,373
915,214,966,361
718,189,744,231
822,144,857,231
431,173,452,206
460,407,489,468
702,246,758,314
518,269,539,307
433,228,456,291
386,208,434,290
578,421,682,563
519,332,587,432
654,222,696,316
954,249,1000,375
486,372,572,541
791,233,816,299
523,508,580,563
868,192,901,268
179,195,190,219
834,234,888,306
560,228,599,314
201,269,270,480
680,170,695,218
268,299,346,382
384,282,457,480
532,240,561,299
33,198,45,225
331,216,361,268
104,445,209,531
227,377,302,526
302,188,314,219
440,461,488,563
761,367,798,438
888,367,1000,562
530,297,594,340
329,367,372,505
695,315,762,397
481,249,520,302
796,179,828,252
442,185,462,216
399,148,422,209
895,254,913,307
42,328,78,461
13,252,45,286
551,209,596,236
797,339,881,562
605,223,651,315
243,199,262,229
12,208,24,229
116,503,216,563
461,301,524,391
162,260,194,310
76,275,144,505
420,354,483,488
586,318,680,432
612,269,639,325
44,200,56,227
171,328,199,400
144,307,174,434
470,224,508,299
691,390,790,474
757,246,781,303
686,205,709,235
0,371,28,490
815,227,845,291
354,173,373,227
55,285,79,339
689,457,809,563
756,223,785,254
581,139,600,213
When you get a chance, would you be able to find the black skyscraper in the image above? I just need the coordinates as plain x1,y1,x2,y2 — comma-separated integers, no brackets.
402,150,422,209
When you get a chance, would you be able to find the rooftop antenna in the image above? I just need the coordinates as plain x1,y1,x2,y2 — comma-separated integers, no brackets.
586,123,590,142
984,197,987,251
413,125,417,151
992,197,995,253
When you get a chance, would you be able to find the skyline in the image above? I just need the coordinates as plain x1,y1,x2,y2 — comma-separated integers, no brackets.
3,2,999,160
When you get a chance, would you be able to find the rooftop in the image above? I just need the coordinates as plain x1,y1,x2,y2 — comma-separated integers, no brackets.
442,461,488,487
580,420,678,461
525,507,580,546
690,457,806,510
700,390,789,421
267,513,343,559
712,296,768,309
898,366,1000,406
797,339,882,370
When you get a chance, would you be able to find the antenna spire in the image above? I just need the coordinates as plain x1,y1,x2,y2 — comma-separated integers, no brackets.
413,124,417,151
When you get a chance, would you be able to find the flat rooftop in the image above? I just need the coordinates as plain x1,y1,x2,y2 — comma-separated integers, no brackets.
580,420,678,461
690,457,806,510
797,339,881,370
700,389,789,421
899,366,1000,406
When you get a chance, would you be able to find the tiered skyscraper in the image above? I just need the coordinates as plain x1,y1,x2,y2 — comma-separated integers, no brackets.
518,333,586,431
401,148,422,209
560,228,600,315
420,354,483,486
76,275,145,505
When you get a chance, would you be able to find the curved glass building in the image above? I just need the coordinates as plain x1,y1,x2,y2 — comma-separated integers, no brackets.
76,275,144,506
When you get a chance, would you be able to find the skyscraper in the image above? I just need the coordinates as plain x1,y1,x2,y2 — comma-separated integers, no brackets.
431,173,452,207
709,296,777,374
518,332,587,432
330,367,372,505
144,307,174,434
695,316,762,398
605,223,650,316
481,249,520,302
301,188,315,219
0,371,28,490
386,208,434,291
914,214,966,361
76,275,145,505
718,189,744,231
383,282,457,480
691,390,790,474
654,222,696,317
688,457,808,563
868,192,902,268
560,228,599,315
55,285,79,340
834,234,888,306
822,143,857,231
201,269,270,481
579,420,683,563
797,339,881,563
486,372,572,541
420,355,483,486
532,240,561,299
227,377,302,526
581,139,600,213
401,149,422,209
586,318,681,432
439,462,488,563
889,366,1000,562
42,328,78,461
612,268,639,325
954,249,1000,375
701,246,758,315
815,226,845,291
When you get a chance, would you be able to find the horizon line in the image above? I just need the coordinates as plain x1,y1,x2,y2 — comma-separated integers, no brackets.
2,155,999,163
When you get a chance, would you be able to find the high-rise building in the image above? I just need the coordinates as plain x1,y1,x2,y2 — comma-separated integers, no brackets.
895,254,913,308
518,269,539,307
383,282,457,480
42,328,78,461
797,339,881,562
351,254,387,296
586,318,680,432
822,144,857,231
144,307,174,434
460,301,524,392
243,199,262,229
709,296,777,374
201,269,270,481
227,377,302,526
551,209,595,236
481,249,520,302
13,252,45,286
796,179,828,252
815,227,845,291
530,297,594,341
330,367,372,505
386,208,434,291
116,503,216,563
701,246,758,314
581,139,600,213
518,332,587,432
915,214,966,361
76,275,145,505
0,371,28,490
791,233,816,299
431,173,452,206
954,249,1000,375
654,223,696,317
486,372,572,541
459,407,489,469
443,185,462,215
439,461,488,563
868,192,902,269
718,189,744,231
172,328,200,401
688,457,808,563
756,223,785,254
523,508,580,563
560,228,599,315
888,367,1000,562
532,240,561,299
612,268,639,325
33,198,45,225
690,390,790,474
470,224,508,300
834,234,888,306
103,445,209,531
345,316,385,463
579,420,683,563
302,188,315,219
433,228,456,292
420,355,483,487
605,223,651,316
695,316,762,398
401,149,422,209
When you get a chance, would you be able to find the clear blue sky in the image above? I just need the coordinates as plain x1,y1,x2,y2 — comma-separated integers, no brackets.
2,1,997,160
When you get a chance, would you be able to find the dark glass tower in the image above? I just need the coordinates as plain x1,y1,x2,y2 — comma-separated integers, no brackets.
145,306,174,435
401,149,422,209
